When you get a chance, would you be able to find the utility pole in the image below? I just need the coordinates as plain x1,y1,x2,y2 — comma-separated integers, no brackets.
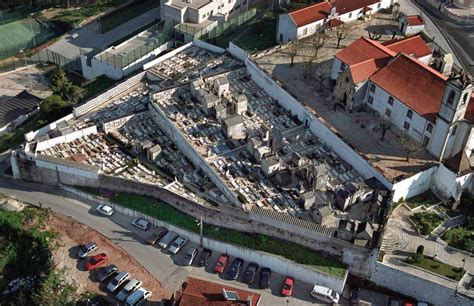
196,216,203,246
29,15,37,48
19,49,33,91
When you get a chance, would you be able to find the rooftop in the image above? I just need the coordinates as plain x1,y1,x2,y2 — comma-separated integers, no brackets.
168,0,212,10
406,15,425,26
288,1,332,27
0,90,42,127
382,35,432,58
176,277,261,306
332,0,380,14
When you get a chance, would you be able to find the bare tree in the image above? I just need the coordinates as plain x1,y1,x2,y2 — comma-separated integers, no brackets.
312,33,326,59
399,132,421,162
379,116,392,141
368,31,382,40
336,26,348,49
314,70,325,89
289,45,297,68
389,24,398,40
303,59,313,79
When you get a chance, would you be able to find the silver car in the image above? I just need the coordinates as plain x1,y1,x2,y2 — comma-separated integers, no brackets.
107,271,130,292
77,242,97,258
168,236,187,254
182,247,198,266
116,278,142,301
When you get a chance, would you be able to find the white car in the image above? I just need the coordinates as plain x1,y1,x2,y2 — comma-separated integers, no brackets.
116,278,142,301
96,204,114,216
107,271,130,292
168,236,187,254
125,288,151,306
77,242,98,258
131,218,151,231
310,284,339,304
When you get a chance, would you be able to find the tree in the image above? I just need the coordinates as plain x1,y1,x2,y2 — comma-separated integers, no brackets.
303,58,313,79
379,116,392,141
416,245,424,254
289,46,297,68
311,33,325,59
390,24,398,40
368,31,382,40
65,85,85,104
314,70,325,89
40,95,71,121
336,26,348,49
399,132,421,162
51,68,72,100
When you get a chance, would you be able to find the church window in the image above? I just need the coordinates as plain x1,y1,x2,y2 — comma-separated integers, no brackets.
403,122,410,130
370,84,376,93
406,110,413,119
451,125,457,136
462,93,469,105
368,96,374,104
385,109,391,117
447,91,455,105
426,123,433,133
387,96,394,106
423,136,430,146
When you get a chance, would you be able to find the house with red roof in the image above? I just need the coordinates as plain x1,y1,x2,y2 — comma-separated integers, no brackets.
331,35,433,111
399,14,425,36
276,0,391,43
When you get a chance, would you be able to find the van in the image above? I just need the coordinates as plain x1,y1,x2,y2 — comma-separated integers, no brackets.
158,231,178,249
116,278,143,301
310,285,339,304
125,288,151,306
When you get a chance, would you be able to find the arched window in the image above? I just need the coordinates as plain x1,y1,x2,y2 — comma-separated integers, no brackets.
461,93,469,105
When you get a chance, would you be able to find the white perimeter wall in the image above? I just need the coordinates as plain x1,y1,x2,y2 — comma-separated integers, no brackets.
35,126,98,153
392,166,437,202
25,113,74,142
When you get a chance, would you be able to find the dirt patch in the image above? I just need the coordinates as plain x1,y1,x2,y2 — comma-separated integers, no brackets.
46,211,170,302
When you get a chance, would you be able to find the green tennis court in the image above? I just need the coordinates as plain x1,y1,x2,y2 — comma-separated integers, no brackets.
0,18,56,60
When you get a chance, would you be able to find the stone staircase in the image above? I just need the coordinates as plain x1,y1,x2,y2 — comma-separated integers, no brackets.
381,223,410,254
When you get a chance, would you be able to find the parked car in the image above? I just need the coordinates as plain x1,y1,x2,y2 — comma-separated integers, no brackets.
260,267,271,289
214,254,229,274
182,247,198,266
243,262,259,284
168,236,188,254
131,218,151,231
403,300,415,306
97,264,118,282
145,227,167,245
85,253,108,271
158,231,178,249
116,278,143,302
125,287,151,306
107,271,130,292
388,298,402,306
227,258,244,280
96,204,114,216
281,276,295,297
197,248,212,267
77,242,98,258
310,284,340,304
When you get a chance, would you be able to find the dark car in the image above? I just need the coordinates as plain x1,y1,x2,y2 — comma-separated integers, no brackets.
227,258,244,280
350,285,360,305
197,248,212,267
243,262,259,284
260,267,271,289
97,264,118,282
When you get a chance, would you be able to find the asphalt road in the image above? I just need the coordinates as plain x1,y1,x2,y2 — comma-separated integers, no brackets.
0,177,341,305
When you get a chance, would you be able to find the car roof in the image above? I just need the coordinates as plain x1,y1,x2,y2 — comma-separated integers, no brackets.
84,242,96,248
124,278,141,289
312,284,333,294
115,271,129,279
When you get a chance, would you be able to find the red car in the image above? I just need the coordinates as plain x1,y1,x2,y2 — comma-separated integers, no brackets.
214,254,229,274
85,253,108,271
281,276,295,297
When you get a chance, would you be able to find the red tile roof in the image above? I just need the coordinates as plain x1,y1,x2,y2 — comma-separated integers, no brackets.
332,0,380,14
176,277,261,306
370,53,448,123
335,37,396,66
349,59,380,84
383,35,432,58
327,18,345,28
289,1,332,27
464,93,474,123
406,15,425,26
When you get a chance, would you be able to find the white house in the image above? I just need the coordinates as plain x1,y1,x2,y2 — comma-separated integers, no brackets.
276,0,392,43
399,14,425,36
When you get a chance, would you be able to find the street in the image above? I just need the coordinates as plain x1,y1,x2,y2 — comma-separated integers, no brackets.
0,176,341,305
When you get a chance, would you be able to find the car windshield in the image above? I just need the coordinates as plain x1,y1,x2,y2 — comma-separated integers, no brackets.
331,290,337,298
80,245,89,252
111,279,119,286
283,283,291,289
216,261,223,266
90,258,98,264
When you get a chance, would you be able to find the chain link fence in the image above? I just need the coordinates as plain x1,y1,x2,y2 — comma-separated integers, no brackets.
92,21,174,70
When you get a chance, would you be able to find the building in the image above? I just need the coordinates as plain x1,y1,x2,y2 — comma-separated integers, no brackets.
174,277,261,305
312,204,333,225
276,0,391,43
335,181,373,211
261,155,280,177
399,15,425,36
147,144,162,161
331,35,432,111
0,91,43,137
222,115,244,138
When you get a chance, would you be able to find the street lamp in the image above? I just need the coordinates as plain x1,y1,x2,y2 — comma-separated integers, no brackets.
19,49,33,91
195,216,203,247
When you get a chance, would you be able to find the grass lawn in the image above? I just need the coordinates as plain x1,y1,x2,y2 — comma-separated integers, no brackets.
214,12,278,52
51,0,122,29
410,211,445,236
106,192,347,277
100,0,159,33
404,255,465,281
405,191,440,209
82,75,117,100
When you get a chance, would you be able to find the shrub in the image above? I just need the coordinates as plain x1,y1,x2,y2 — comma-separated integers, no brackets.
413,253,424,263
416,245,424,254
